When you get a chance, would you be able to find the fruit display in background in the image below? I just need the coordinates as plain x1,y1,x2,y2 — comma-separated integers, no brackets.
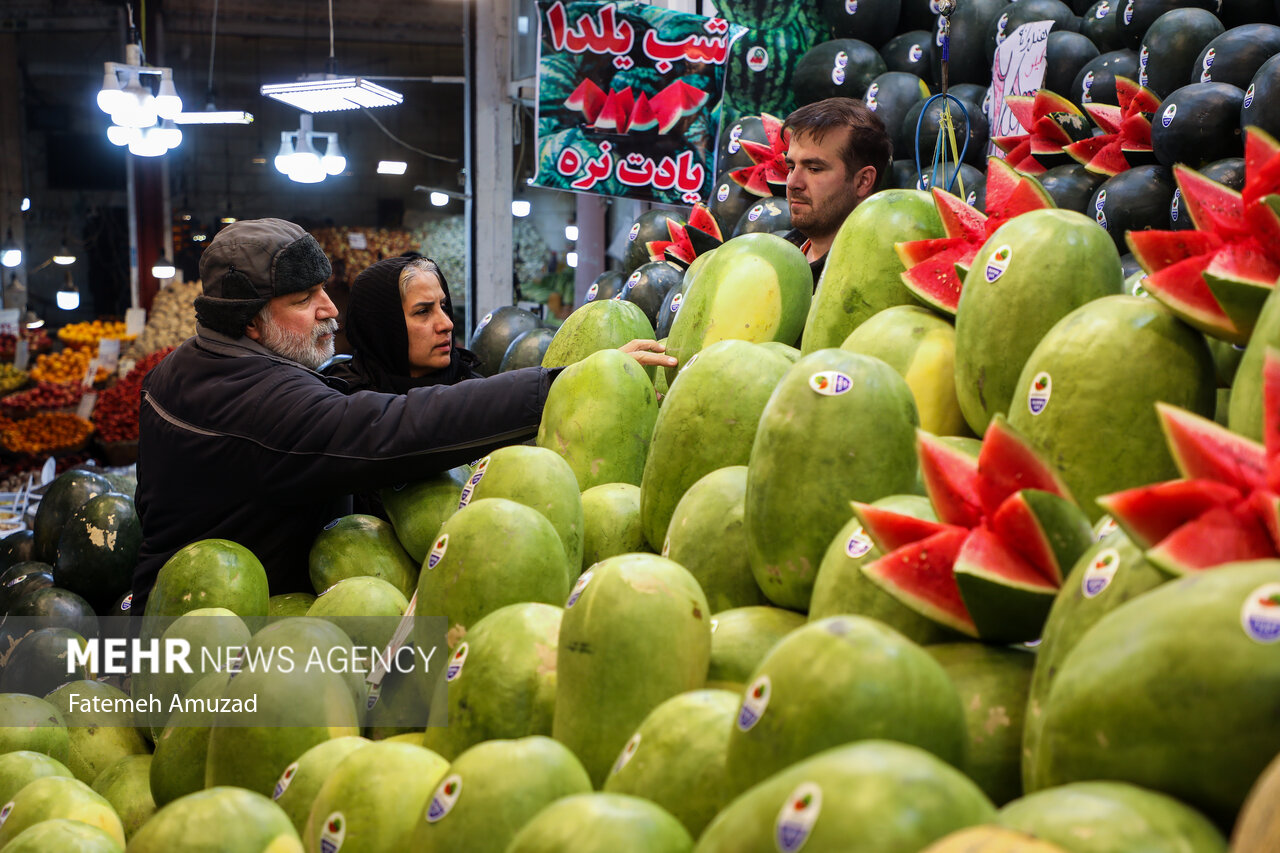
880,30,934,75
1071,49,1140,108
90,347,173,442
623,209,686,276
866,71,931,160
1136,8,1225,98
56,320,135,350
1088,163,1177,252
0,328,51,361
620,262,683,330
29,348,109,385
500,327,556,372
793,39,889,105
733,196,791,237
468,306,543,376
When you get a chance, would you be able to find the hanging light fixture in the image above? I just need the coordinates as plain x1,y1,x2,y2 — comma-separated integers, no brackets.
321,136,346,176
274,114,344,184
95,5,187,153
151,257,176,279
56,273,80,311
0,230,21,269
172,0,253,125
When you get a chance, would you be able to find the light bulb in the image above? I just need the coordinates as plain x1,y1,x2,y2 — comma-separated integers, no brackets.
0,250,20,269
565,225,579,241
154,73,183,120
274,133,296,175
106,124,134,146
151,259,176,279
511,200,531,217
97,66,129,115
155,120,182,150
430,192,449,207
56,289,80,311
128,127,167,157
566,252,578,268
321,137,346,176
114,74,158,128
287,133,325,183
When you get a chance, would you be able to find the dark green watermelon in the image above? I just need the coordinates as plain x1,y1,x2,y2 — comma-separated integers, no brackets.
880,30,935,76
1170,157,1245,230
1046,32,1102,96
53,492,141,612
866,71,931,159
892,158,922,188
933,0,1014,86
32,471,113,565
0,626,89,696
1038,162,1107,213
1119,0,1220,49
0,561,54,614
623,209,685,275
1090,163,1176,251
948,83,991,106
734,197,792,236
1080,0,1127,52
1071,48,1140,106
468,306,542,376
717,116,771,175
723,21,811,125
0,530,35,573
986,0,1079,68
622,262,683,330
1138,8,1224,97
1242,53,1280,140
709,171,759,237
1151,82,1246,169
817,0,902,47
1194,24,1280,91
794,39,888,106
656,283,684,340
500,327,557,372
902,94,989,167
583,270,625,303
4,586,99,639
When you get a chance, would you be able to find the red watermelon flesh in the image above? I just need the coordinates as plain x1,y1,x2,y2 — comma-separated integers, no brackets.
687,203,723,242
955,524,1056,590
896,157,1053,314
996,91,1088,172
1244,127,1280,207
565,78,606,124
728,115,789,199
1144,505,1278,575
916,430,983,528
1084,103,1123,135
1097,479,1245,549
976,416,1074,517
851,502,955,552
860,527,977,637
591,90,625,132
1067,77,1158,176
988,490,1084,585
629,94,657,133
647,85,686,135
1158,402,1267,491
1265,347,1280,470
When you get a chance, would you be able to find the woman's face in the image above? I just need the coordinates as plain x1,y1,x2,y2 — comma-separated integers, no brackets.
402,271,454,376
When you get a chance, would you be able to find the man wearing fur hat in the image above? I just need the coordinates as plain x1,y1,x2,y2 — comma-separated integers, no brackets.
133,219,568,615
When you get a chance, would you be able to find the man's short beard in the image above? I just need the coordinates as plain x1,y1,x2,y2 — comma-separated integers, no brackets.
255,310,337,370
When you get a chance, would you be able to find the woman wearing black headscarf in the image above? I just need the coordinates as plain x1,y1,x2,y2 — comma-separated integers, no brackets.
330,253,480,392
333,253,673,393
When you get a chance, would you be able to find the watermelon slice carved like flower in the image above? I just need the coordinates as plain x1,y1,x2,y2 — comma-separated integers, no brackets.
894,156,1055,315
1126,127,1280,344
992,89,1094,175
644,203,723,269
729,113,789,199
1064,76,1160,177
1097,347,1280,575
854,417,1094,642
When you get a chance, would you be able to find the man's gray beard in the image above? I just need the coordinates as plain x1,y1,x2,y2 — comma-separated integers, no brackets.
257,316,337,370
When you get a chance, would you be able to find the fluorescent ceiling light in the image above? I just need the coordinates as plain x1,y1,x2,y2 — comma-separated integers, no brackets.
174,111,255,125
260,77,403,113
377,161,408,175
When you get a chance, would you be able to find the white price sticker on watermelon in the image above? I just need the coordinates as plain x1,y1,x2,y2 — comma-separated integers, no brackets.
446,642,469,681
738,674,771,731
808,371,852,396
775,782,822,852
1082,548,1120,598
1242,583,1280,644
427,775,462,822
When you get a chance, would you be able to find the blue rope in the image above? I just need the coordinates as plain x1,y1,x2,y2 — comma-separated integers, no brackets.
913,92,971,194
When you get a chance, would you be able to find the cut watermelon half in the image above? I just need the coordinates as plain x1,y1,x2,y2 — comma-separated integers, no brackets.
565,78,607,125
1066,77,1159,177
855,416,1092,642
1130,127,1280,344
729,113,788,199
1097,347,1280,575
896,157,1054,315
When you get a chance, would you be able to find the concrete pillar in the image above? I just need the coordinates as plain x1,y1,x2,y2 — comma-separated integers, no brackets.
573,194,607,307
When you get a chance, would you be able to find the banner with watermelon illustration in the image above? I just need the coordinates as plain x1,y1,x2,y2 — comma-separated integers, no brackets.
534,0,746,205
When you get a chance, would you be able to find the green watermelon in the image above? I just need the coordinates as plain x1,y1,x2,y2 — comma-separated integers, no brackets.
541,300,655,370
90,754,155,840
745,350,920,610
305,576,408,650
640,340,793,552
663,466,766,612
536,348,659,491
506,793,693,853
307,514,418,598
53,493,141,611
0,775,124,848
379,466,471,564
270,736,371,837
464,445,584,575
0,626,91,697
32,470,113,565
0,749,73,804
707,606,805,690
139,539,269,641
44,681,150,784
696,740,996,852
127,787,301,853
416,498,570,642
266,592,315,623
147,672,230,807
553,554,711,787
421,602,561,761
0,693,68,762
580,483,648,566
1,818,124,852
411,736,592,853
724,616,966,798
801,189,943,354
603,689,740,837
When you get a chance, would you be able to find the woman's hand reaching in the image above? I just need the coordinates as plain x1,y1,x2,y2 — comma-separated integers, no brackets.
619,339,678,369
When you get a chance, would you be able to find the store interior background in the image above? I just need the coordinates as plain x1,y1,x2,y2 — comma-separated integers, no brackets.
0,0,620,337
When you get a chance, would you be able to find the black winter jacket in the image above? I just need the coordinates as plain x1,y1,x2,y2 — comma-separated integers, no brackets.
133,326,555,612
